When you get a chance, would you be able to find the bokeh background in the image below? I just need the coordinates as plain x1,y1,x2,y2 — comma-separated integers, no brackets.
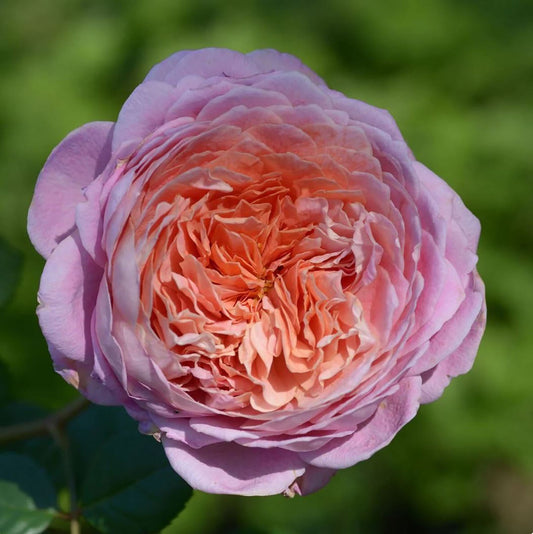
1,0,532,532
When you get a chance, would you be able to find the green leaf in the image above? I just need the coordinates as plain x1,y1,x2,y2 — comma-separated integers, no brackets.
0,403,64,490
80,430,192,534
0,402,48,427
0,482,54,534
67,404,138,492
0,454,56,534
0,237,22,309
0,359,11,406
0,453,57,509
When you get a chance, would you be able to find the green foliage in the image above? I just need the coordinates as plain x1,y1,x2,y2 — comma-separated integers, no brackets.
67,404,138,490
0,404,192,533
0,360,11,406
0,482,52,534
81,430,192,534
0,453,56,510
0,455,56,534
0,403,65,490
0,238,22,310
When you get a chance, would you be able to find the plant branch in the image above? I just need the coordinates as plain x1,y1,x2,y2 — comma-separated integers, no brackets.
0,396,90,445
49,423,80,534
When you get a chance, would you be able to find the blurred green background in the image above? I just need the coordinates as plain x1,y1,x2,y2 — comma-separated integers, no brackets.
1,0,532,532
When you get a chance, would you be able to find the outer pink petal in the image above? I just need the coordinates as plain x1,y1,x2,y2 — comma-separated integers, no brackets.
413,161,481,252
75,174,107,266
144,48,326,87
246,49,327,86
111,82,181,151
195,85,290,121
420,272,486,403
162,437,306,496
331,93,405,143
37,233,117,404
299,376,422,469
254,71,331,107
413,268,485,378
284,466,336,497
28,122,113,258
145,48,264,85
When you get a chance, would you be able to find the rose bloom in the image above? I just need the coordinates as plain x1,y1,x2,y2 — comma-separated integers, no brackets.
28,48,486,496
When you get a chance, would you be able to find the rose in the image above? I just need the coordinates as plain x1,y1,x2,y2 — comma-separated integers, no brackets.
28,48,486,496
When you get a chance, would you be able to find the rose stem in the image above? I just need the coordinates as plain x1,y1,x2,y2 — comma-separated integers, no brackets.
0,395,89,445
48,422,80,534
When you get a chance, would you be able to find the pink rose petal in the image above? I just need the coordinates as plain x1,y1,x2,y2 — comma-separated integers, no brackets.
162,437,306,496
299,376,422,468
28,121,113,258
